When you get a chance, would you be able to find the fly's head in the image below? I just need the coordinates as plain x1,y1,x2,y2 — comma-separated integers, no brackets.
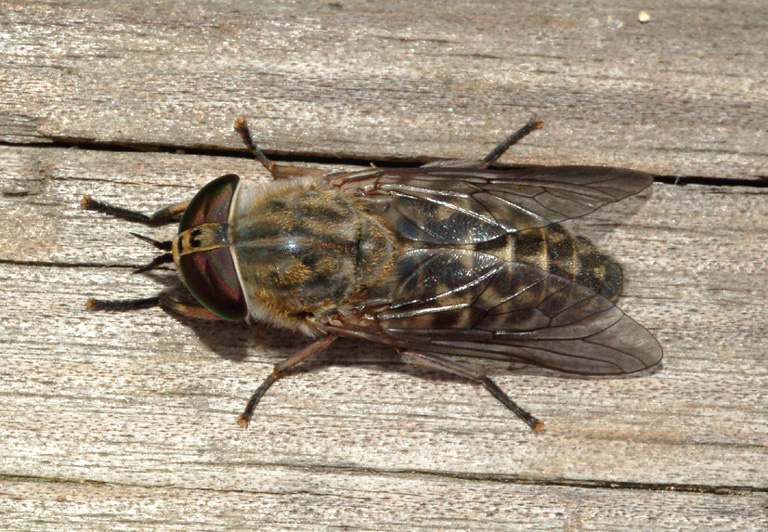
172,174,247,322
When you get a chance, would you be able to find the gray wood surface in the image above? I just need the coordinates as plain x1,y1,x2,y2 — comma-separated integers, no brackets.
3,0,767,179
1,1,766,530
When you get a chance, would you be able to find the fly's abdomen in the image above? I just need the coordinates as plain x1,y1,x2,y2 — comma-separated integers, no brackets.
572,235,623,302
509,225,623,302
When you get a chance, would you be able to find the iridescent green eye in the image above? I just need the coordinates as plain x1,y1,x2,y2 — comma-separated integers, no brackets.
178,174,247,321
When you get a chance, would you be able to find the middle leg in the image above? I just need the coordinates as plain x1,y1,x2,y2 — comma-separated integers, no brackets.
400,349,544,432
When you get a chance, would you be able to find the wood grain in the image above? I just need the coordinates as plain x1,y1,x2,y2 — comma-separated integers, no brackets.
1,144,767,530
2,476,766,531
1,0,767,530
1,1,766,179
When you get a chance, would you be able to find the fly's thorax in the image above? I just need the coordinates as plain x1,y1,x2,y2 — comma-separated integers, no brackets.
230,179,393,335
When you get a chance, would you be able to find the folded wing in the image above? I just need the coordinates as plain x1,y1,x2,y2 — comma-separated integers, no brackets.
331,166,653,244
340,248,662,375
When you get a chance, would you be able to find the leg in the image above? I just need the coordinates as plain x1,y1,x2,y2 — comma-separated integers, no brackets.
481,116,543,167
81,200,179,271
237,335,338,427
158,296,228,320
401,349,544,432
234,117,325,180
128,233,174,273
81,196,189,226
132,253,174,273
87,296,161,312
87,295,227,320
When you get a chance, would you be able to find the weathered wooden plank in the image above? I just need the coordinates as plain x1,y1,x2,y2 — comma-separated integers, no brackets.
1,146,766,503
2,0,768,525
1,476,765,532
1,1,766,179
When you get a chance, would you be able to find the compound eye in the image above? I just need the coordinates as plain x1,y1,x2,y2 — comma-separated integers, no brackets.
179,174,240,231
177,174,247,321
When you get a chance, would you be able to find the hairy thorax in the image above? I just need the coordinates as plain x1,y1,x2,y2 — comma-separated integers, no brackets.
231,179,392,334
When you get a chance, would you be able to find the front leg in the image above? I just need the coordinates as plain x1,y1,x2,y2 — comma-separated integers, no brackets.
88,295,227,321
81,196,189,226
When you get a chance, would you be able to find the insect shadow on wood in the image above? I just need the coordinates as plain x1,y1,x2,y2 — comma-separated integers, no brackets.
82,115,663,433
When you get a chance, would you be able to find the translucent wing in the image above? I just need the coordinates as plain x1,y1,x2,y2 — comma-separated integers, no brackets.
327,166,652,244
333,249,662,375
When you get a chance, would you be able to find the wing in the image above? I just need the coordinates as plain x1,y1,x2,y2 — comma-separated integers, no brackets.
326,166,652,244
331,248,662,376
